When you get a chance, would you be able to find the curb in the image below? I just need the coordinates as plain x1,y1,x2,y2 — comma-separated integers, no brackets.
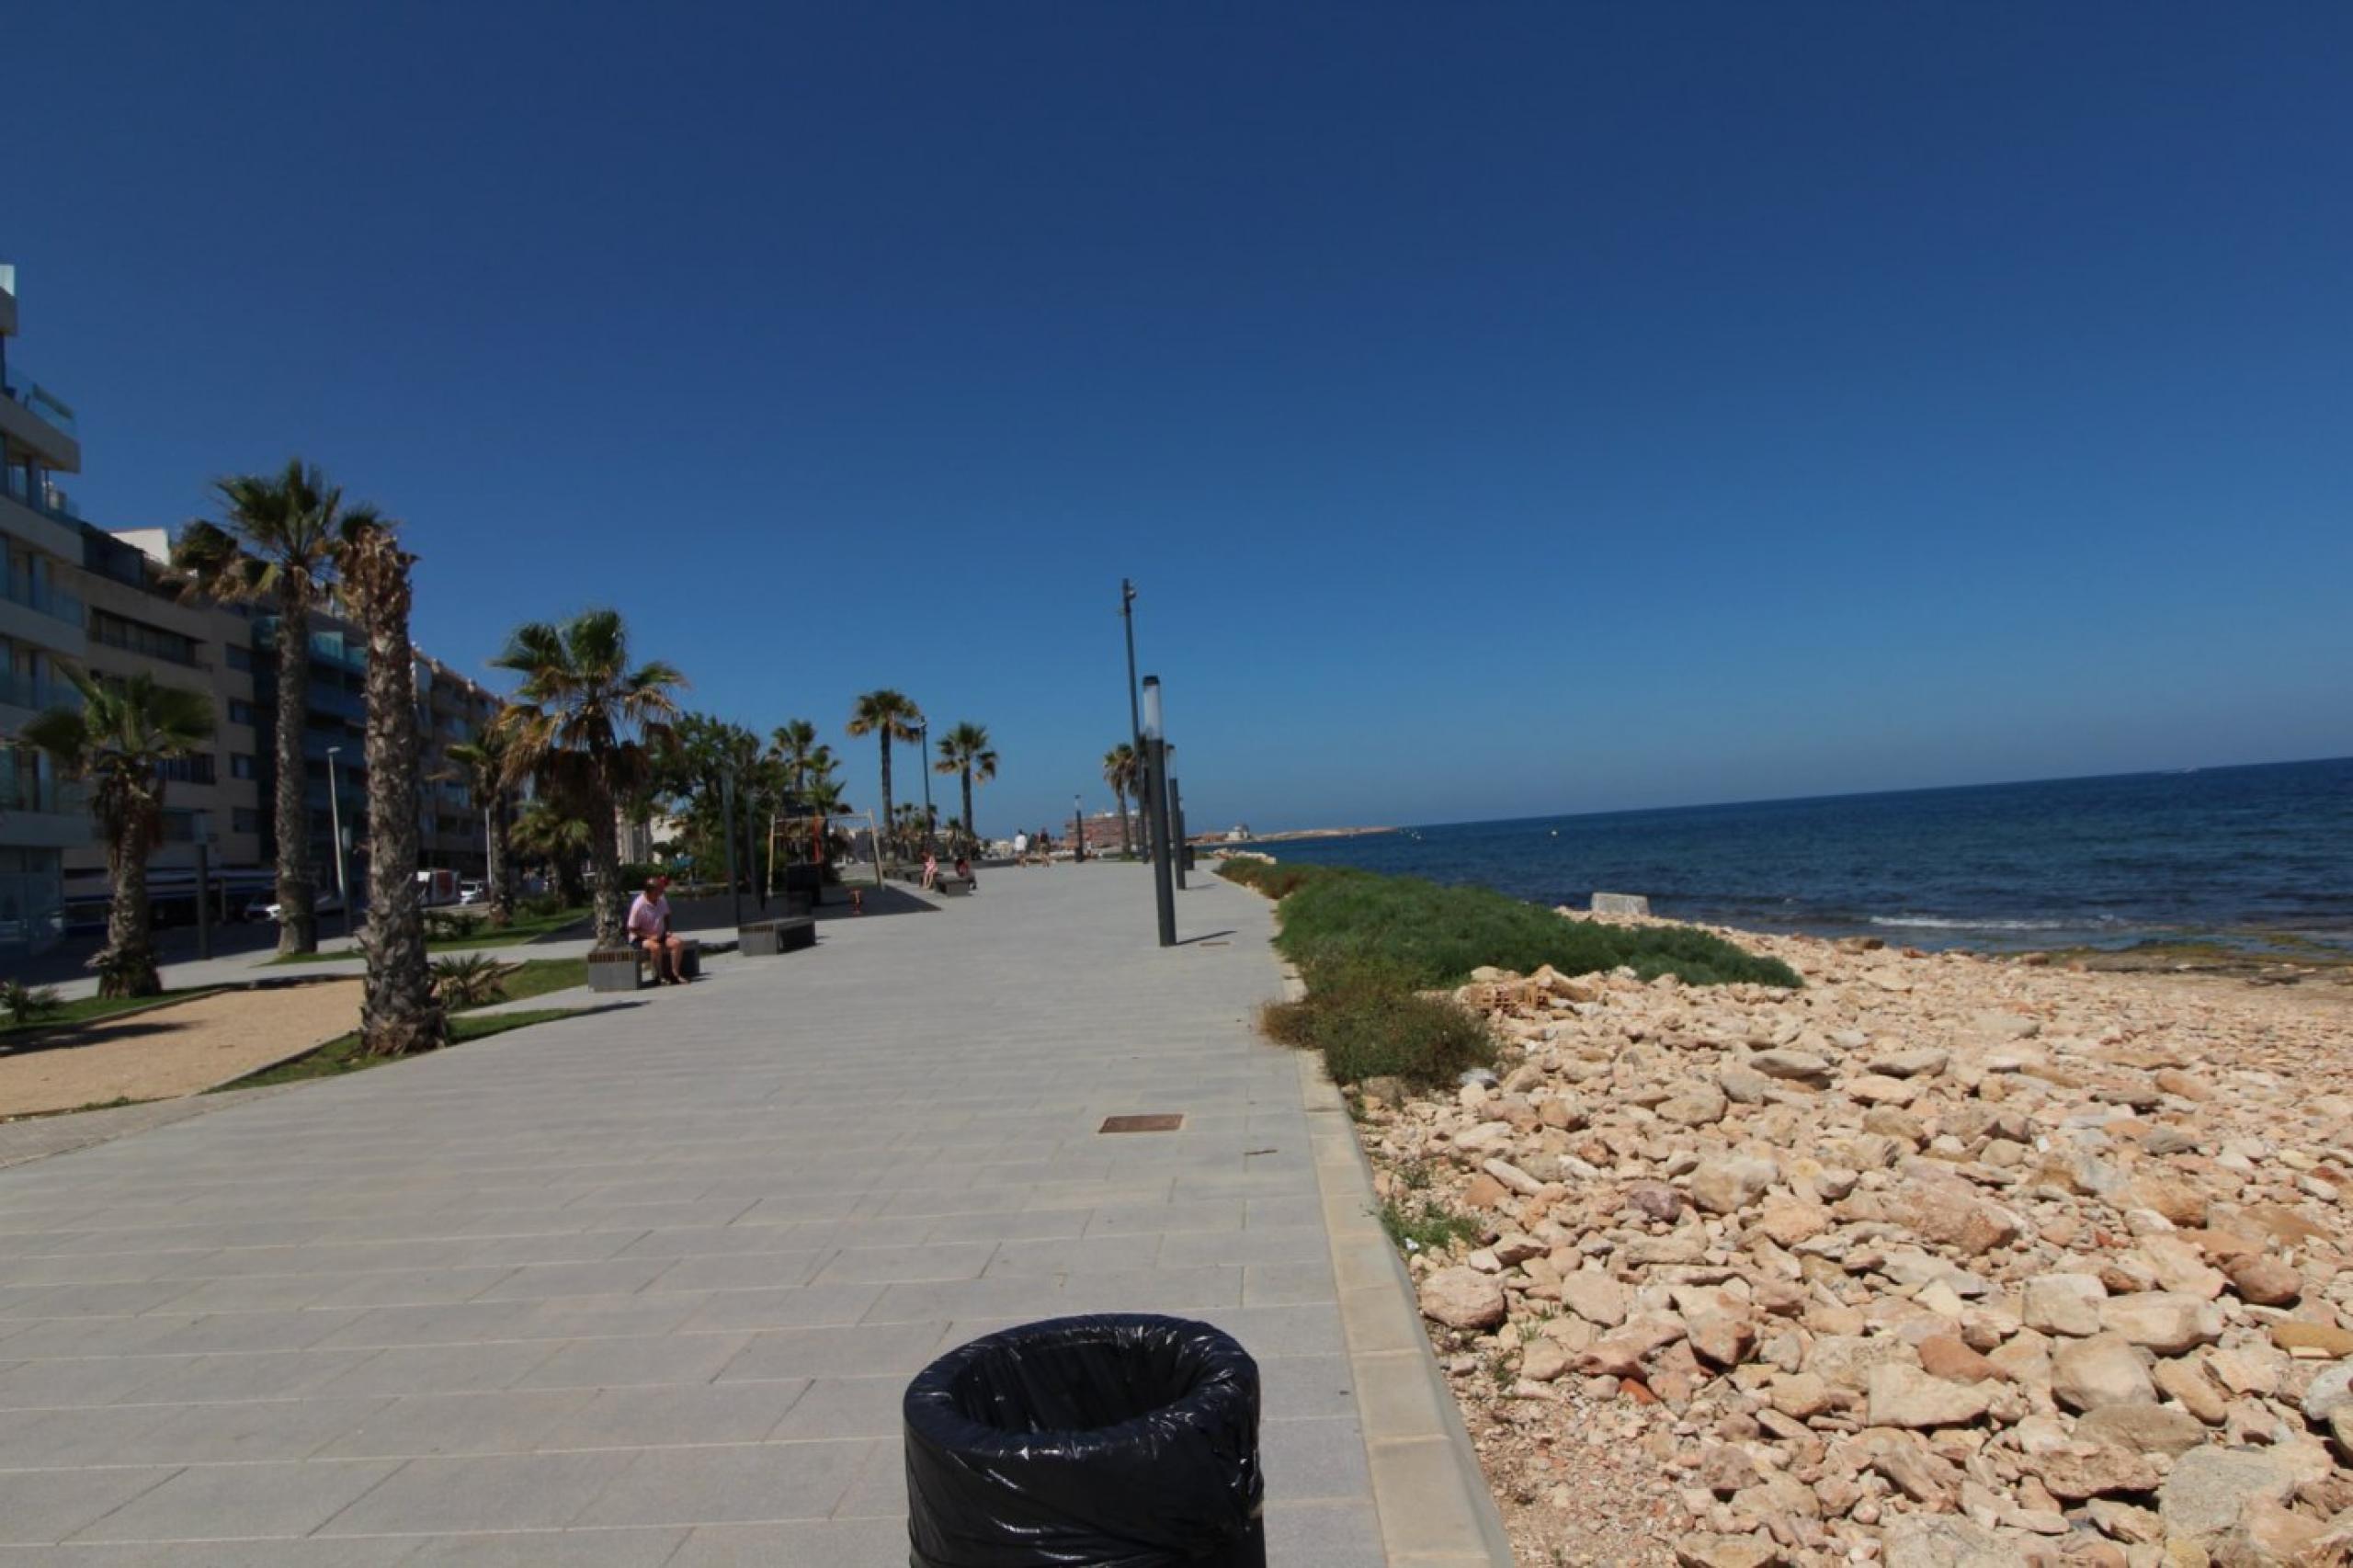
1288,965,1516,1567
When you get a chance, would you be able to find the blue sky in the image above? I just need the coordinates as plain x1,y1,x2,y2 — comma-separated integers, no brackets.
12,3,2351,832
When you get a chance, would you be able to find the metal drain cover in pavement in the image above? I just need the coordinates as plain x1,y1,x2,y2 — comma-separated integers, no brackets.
1099,1114,1185,1134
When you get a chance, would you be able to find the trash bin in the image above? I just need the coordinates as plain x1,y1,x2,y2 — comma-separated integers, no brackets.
904,1313,1266,1568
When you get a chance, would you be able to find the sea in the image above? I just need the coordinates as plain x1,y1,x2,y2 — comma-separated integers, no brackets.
1245,756,2353,954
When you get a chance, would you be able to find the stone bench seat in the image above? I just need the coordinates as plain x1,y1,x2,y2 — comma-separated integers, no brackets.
586,938,702,992
738,916,816,956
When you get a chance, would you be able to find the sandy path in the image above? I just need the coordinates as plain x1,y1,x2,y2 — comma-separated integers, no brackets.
0,981,361,1118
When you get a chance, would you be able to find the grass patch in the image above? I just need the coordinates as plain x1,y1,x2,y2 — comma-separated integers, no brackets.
490,958,588,1003
1233,863,1801,990
230,1007,586,1088
0,987,225,1039
272,906,592,964
1377,1195,1481,1255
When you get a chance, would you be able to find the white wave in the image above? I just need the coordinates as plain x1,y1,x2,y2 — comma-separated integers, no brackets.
1866,915,2106,932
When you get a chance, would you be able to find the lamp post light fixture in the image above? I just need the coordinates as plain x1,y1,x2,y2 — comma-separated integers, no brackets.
1141,676,1176,947
325,746,353,938
916,721,936,855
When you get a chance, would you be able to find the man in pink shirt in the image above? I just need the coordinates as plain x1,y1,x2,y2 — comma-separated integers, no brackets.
626,874,688,984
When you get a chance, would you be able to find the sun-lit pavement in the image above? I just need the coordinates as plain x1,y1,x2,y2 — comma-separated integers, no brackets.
0,861,1424,1563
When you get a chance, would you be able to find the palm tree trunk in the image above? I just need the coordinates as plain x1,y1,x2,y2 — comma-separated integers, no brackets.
101,818,160,998
351,545,446,1058
588,767,625,949
878,738,894,869
961,769,974,854
274,592,317,954
485,795,513,927
1116,787,1133,858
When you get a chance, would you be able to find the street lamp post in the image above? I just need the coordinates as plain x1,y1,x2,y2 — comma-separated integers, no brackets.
1170,776,1187,890
916,722,936,853
722,769,742,928
1121,580,1149,861
325,746,352,939
1141,676,1176,947
1073,793,1086,863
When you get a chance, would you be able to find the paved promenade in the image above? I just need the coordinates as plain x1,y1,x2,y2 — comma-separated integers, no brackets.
0,863,1503,1564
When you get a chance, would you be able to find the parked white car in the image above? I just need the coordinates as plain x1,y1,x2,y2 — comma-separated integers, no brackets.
244,891,346,923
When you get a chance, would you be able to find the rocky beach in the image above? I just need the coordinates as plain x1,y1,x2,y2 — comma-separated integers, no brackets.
1359,909,2353,1566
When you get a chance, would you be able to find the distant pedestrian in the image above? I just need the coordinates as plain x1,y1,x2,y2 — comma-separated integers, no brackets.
921,850,939,891
1012,830,1029,864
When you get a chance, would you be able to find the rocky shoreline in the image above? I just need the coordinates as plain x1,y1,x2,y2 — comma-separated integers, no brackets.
1355,910,2353,1566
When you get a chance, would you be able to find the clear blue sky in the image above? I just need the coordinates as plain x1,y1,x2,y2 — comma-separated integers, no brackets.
14,3,2351,833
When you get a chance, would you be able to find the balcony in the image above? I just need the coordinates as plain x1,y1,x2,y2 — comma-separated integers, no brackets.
0,361,81,472
0,466,82,524
0,571,85,630
308,686,367,722
0,668,80,714
254,619,369,675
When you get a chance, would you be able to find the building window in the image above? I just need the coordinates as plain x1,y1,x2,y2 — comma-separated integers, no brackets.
233,808,264,833
155,754,216,785
226,645,253,671
231,754,257,780
228,699,256,725
90,609,202,667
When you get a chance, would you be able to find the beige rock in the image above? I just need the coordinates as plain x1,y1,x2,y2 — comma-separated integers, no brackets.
1867,1362,1995,1428
1658,1085,1731,1127
1687,1309,1756,1369
1880,1513,2029,1568
2212,1496,2326,1567
2097,1291,2222,1356
1754,1197,1832,1245
1481,1156,1544,1197
1558,1271,1629,1328
1418,1267,1506,1331
1675,1534,1781,1568
2075,1402,2208,1458
2224,1254,2301,1307
2271,1321,2353,1358
2153,1355,2229,1425
1768,1370,1832,1419
1719,1064,1773,1105
1460,1173,1510,1210
1847,1073,1919,1107
2157,1445,2300,1542
2027,1443,2161,1500
2023,1274,2108,1337
1917,1333,1998,1384
2125,1176,2209,1228
1520,1338,1572,1381
1895,1176,2024,1257
1809,1333,1922,1392
1871,1047,1951,1079
2051,1334,2157,1413
2086,1500,2165,1544
1751,1050,1834,1085
1690,1153,1778,1216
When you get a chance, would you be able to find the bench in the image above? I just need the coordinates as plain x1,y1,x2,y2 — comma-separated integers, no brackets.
586,938,702,992
738,916,815,956
929,877,974,897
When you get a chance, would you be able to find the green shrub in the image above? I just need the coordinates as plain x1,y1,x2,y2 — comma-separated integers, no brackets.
517,892,569,921
1378,1196,1480,1254
1261,966,1495,1088
1274,871,1800,989
1215,857,1354,901
0,981,63,1028
431,954,516,1008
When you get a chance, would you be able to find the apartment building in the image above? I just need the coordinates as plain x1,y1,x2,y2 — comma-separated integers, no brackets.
415,653,502,878
0,266,96,953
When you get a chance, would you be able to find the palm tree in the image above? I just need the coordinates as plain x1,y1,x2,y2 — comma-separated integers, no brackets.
513,796,591,906
845,690,923,868
1103,743,1140,858
767,720,835,793
336,509,445,1058
933,722,998,855
491,610,685,949
444,725,515,926
24,671,215,997
172,459,347,955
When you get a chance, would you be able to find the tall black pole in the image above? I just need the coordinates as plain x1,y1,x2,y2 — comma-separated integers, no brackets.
1170,778,1187,890
1073,794,1086,863
1122,580,1150,861
722,770,742,928
194,838,212,960
917,722,935,853
1142,675,1176,947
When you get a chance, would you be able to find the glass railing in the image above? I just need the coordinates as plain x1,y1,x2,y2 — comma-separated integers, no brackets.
309,686,367,722
0,466,82,523
0,668,79,711
0,572,85,628
0,754,83,816
1,367,78,437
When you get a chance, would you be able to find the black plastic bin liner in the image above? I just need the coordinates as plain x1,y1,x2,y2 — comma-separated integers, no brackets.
904,1313,1266,1568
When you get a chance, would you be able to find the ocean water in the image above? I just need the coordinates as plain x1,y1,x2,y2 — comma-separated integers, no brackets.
1245,757,2353,953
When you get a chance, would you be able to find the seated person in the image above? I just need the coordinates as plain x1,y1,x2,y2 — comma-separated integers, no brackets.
921,850,939,890
627,874,688,984
954,854,975,889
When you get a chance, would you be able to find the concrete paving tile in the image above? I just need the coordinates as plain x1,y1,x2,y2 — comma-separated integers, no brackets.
314,1389,597,1458
316,1342,563,1400
675,1283,881,1334
714,1322,949,1382
764,1375,906,1440
0,1403,178,1467
1257,1353,1362,1422
510,1333,750,1392
397,1528,688,1566
1245,1257,1340,1306
810,1241,996,1285
1081,1199,1245,1236
0,1355,186,1410
980,1233,1163,1277
540,1381,810,1450
302,1268,512,1311
320,1450,636,1534
1265,1415,1375,1503
1264,1499,1391,1567
70,1459,401,1542
473,1259,676,1301
665,1517,909,1568
109,1396,392,1464
573,1437,880,1527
